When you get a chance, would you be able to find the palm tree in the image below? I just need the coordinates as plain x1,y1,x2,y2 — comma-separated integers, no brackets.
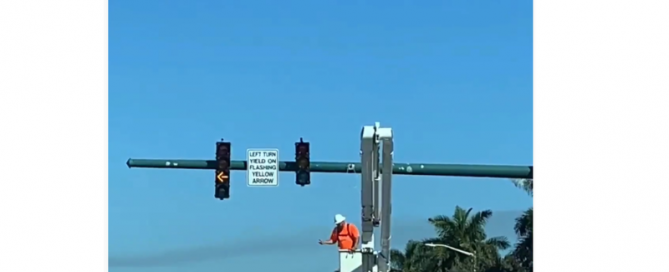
510,179,533,196
511,208,533,271
391,178,534,272
390,240,441,272
483,255,525,272
427,206,511,272
390,240,419,272
509,178,533,272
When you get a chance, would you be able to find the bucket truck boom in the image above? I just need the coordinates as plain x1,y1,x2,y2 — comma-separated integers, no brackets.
339,122,393,272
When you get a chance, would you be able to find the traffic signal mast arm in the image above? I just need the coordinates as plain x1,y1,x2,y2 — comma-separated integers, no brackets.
126,159,533,179
123,122,533,272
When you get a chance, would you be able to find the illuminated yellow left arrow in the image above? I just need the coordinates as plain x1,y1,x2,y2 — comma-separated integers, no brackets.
216,172,229,182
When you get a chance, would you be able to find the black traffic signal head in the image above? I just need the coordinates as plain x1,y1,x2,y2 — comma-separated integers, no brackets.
295,139,310,186
215,141,231,199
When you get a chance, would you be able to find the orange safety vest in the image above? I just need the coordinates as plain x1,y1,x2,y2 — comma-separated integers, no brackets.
330,223,360,250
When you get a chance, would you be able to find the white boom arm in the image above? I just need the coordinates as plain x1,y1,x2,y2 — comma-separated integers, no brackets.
378,126,393,272
342,122,392,272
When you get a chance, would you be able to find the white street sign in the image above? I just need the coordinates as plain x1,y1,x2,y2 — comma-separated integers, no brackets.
246,149,279,187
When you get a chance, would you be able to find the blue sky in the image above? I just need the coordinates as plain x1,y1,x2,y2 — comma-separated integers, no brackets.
109,0,532,271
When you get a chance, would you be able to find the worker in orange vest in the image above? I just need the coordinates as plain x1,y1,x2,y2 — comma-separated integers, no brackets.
319,214,360,251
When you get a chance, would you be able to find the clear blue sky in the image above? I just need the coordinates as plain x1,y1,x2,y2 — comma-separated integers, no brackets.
109,0,532,271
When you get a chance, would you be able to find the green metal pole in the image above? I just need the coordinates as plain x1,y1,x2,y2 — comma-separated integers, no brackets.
126,159,533,179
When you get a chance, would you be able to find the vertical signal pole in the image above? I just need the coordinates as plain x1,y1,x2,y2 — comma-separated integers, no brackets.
215,140,231,200
295,138,310,186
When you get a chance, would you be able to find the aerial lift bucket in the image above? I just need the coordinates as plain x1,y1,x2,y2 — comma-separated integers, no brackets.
338,249,378,272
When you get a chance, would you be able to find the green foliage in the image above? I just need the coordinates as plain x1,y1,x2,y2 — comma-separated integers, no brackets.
391,180,533,272
511,179,533,196
511,208,532,270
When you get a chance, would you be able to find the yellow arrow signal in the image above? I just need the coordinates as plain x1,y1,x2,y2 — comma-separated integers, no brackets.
216,172,229,182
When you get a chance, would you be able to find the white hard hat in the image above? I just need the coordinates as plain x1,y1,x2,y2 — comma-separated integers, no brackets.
334,214,346,224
